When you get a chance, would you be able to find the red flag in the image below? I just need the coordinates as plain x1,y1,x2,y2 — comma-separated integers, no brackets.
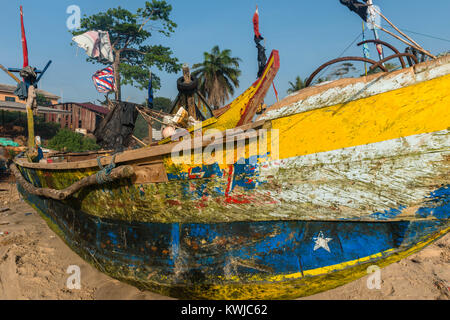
20,6,29,67
253,6,262,39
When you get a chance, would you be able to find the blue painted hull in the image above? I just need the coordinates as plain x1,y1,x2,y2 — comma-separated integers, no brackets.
18,184,449,299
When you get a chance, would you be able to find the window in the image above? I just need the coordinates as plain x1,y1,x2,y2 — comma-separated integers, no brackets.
5,97,16,102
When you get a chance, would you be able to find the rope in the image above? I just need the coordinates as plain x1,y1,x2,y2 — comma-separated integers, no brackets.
95,154,117,184
314,31,363,83
381,24,450,44
137,107,184,129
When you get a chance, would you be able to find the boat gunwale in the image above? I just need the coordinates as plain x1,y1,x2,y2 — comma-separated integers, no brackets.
261,54,450,117
14,120,267,171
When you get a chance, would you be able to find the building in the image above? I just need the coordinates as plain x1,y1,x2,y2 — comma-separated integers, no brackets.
45,102,109,133
0,83,60,105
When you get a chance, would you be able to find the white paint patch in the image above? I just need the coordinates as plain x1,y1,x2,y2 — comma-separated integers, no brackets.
257,130,450,220
313,231,333,253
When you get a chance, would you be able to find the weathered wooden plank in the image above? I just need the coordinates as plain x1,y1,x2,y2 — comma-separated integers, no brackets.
15,120,267,170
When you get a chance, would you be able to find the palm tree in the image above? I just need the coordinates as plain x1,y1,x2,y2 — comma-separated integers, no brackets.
287,76,306,94
192,46,242,109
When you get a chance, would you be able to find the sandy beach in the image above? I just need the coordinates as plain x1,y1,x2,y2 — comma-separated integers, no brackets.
0,179,448,300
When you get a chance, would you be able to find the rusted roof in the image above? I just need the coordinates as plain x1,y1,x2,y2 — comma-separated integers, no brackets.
50,102,109,115
74,102,109,115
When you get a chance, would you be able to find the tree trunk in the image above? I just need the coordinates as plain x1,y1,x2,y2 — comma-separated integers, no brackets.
113,52,122,101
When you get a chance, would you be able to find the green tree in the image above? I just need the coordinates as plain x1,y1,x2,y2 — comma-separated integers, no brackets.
192,45,241,109
133,114,149,140
36,93,52,107
71,1,181,101
134,96,172,139
151,97,172,130
287,76,306,94
153,96,172,113
2,111,60,140
48,129,100,152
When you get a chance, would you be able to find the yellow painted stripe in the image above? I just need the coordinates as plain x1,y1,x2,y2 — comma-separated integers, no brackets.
273,73,450,160
211,55,276,132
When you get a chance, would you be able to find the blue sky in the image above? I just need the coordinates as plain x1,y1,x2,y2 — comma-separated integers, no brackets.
0,0,449,106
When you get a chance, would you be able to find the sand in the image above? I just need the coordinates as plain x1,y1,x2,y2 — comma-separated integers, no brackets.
0,180,448,300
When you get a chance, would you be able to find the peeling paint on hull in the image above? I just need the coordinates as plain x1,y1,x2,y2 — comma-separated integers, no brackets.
18,185,450,299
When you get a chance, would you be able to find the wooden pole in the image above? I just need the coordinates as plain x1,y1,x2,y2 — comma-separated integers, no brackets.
372,6,423,50
182,63,197,120
366,1,384,61
0,64,21,84
363,22,367,76
375,24,437,59
148,121,153,143
24,85,39,162
26,85,36,149
132,135,147,147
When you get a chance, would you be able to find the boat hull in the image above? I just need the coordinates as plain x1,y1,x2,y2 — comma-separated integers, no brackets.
18,184,449,299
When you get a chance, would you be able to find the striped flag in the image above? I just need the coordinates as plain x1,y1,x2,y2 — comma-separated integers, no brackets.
92,66,116,93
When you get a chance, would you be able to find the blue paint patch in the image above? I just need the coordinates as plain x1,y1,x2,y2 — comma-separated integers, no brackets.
171,223,180,263
139,185,145,197
191,163,223,179
370,205,407,220
417,185,450,220
107,231,119,245
233,157,261,190
167,172,188,180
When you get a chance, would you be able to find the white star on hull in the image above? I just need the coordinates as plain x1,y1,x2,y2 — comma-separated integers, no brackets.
313,231,333,253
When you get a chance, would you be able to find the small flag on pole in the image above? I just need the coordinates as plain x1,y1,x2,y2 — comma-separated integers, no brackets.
20,6,29,68
253,5,263,40
148,71,153,109
92,66,116,93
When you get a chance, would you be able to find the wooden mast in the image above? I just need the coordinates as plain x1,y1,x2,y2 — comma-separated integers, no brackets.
148,71,153,142
182,63,197,120
20,6,38,160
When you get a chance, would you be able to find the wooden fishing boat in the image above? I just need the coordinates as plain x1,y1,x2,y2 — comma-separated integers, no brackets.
12,51,450,299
